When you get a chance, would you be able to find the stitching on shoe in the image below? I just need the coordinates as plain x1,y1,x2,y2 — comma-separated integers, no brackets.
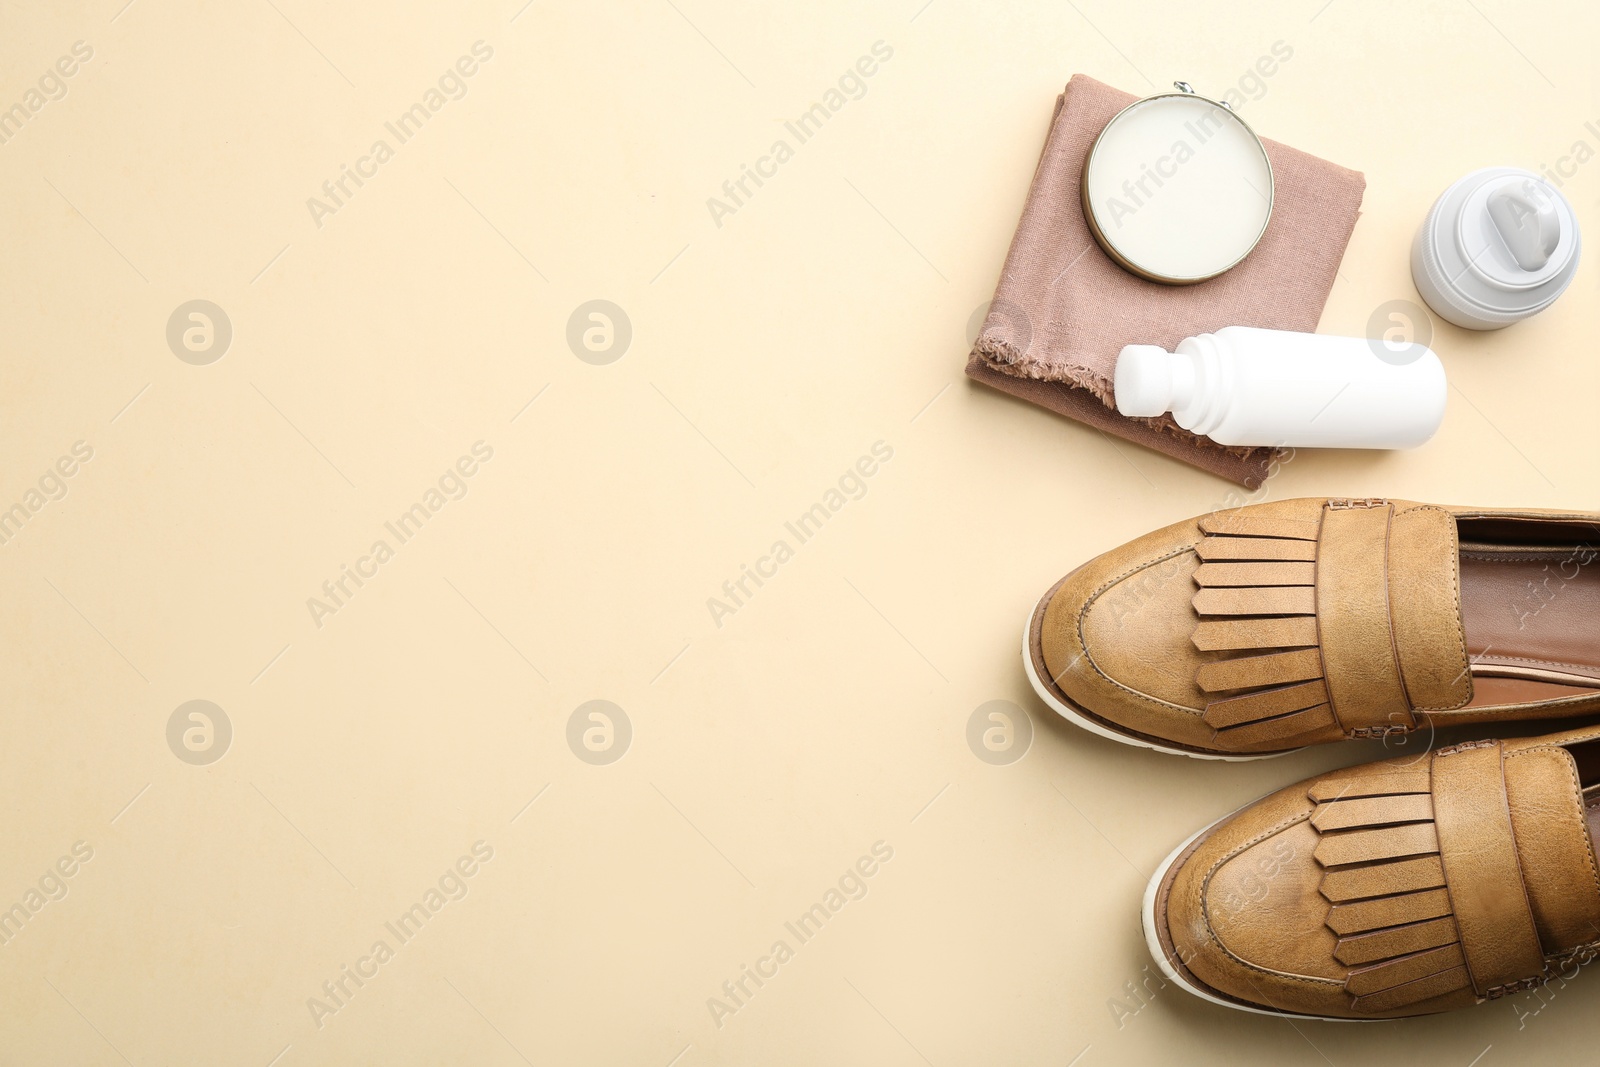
1188,810,1342,991
1436,739,1497,757
1408,505,1474,713
1071,544,1207,720
1428,690,1600,719
1485,939,1600,999
1461,551,1579,563
1473,652,1600,673
1506,747,1600,905
1510,728,1600,756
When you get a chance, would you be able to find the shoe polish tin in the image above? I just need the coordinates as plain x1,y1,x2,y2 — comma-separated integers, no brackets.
1081,82,1274,285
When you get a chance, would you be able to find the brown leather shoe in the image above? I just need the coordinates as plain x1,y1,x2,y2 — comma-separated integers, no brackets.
1145,727,1600,1018
1025,497,1600,758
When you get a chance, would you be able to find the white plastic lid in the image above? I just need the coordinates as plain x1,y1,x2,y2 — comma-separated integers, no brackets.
1412,167,1581,330
1114,344,1176,417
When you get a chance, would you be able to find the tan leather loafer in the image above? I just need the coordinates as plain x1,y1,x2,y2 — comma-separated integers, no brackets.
1145,727,1600,1019
1025,497,1600,758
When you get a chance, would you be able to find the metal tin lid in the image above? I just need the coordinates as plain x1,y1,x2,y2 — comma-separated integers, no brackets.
1081,82,1274,285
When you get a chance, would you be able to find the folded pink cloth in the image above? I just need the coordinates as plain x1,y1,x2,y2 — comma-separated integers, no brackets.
968,74,1366,488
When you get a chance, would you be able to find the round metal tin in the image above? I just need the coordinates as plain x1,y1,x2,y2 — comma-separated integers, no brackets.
1080,82,1274,285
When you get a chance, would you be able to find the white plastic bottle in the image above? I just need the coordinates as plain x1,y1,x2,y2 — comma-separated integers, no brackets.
1113,326,1446,449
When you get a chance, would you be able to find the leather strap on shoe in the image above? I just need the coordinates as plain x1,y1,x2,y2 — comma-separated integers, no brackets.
1317,502,1413,735
1430,741,1546,995
1309,740,1600,1013
1504,747,1600,950
1192,500,1473,751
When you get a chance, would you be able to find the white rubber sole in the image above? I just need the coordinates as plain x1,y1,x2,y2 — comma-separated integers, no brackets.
1020,609,1295,762
1140,810,1379,1022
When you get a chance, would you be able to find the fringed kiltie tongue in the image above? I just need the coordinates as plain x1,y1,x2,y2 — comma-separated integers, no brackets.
1189,511,1331,750
1190,501,1473,752
1309,761,1469,1013
1310,741,1600,1014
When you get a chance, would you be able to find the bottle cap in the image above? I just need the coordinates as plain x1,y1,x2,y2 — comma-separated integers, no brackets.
1114,344,1175,417
1411,167,1581,330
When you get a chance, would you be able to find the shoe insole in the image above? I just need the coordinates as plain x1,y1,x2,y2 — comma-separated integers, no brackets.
1588,793,1600,851
1569,760,1600,850
1460,550,1600,704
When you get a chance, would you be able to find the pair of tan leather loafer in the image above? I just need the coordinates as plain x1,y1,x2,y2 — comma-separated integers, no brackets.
1027,497,1600,1019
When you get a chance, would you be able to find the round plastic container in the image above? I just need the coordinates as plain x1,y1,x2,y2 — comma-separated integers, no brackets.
1411,167,1580,330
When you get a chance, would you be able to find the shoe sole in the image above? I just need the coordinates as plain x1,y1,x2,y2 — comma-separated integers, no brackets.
1021,579,1300,762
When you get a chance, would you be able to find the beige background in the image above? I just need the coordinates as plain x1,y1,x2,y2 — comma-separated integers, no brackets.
1,0,1597,1063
